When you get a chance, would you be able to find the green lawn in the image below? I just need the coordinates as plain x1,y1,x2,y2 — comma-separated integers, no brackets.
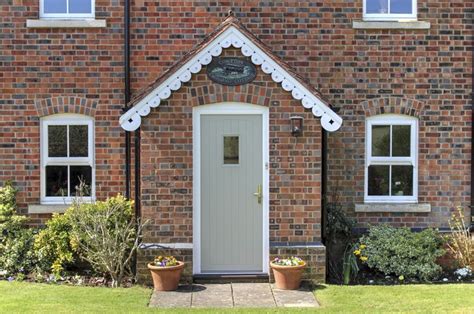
1,281,474,313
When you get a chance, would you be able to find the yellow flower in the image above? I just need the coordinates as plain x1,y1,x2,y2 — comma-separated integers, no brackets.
360,256,368,262
360,244,366,249
353,249,361,256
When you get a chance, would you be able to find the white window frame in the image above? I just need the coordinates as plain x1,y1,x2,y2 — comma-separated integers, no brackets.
40,114,95,205
40,0,95,19
363,0,417,21
365,114,418,203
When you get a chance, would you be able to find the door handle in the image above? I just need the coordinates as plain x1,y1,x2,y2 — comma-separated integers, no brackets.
253,184,262,204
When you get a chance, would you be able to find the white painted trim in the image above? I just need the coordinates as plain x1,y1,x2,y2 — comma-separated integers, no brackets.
364,114,418,203
40,0,95,19
363,0,417,21
119,25,342,132
27,19,106,28
40,114,96,205
192,102,269,275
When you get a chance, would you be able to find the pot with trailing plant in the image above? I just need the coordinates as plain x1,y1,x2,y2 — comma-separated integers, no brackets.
147,256,185,291
270,256,306,290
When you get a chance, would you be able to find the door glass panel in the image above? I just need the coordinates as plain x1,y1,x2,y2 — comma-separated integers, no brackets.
392,125,411,156
391,165,413,196
70,166,92,196
223,136,239,165
390,0,412,14
46,166,68,197
371,125,390,156
48,125,67,157
69,0,92,13
43,0,67,13
368,165,390,195
69,125,88,157
366,0,389,14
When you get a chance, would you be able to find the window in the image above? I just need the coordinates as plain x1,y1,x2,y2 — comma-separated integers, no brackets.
40,0,94,19
365,115,418,203
363,0,417,21
41,114,95,204
223,136,239,165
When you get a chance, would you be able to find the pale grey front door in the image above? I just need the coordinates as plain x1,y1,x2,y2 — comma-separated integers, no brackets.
200,114,263,273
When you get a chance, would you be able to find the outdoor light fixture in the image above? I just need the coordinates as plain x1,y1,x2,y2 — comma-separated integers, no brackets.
290,116,304,137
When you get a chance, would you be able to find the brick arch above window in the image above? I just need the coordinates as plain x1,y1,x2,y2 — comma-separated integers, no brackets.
187,84,272,108
361,97,425,118
35,96,98,117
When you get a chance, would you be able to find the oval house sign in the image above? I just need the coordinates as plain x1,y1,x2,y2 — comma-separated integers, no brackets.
207,57,257,86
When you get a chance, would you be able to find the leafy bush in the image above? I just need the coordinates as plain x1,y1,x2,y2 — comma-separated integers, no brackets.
0,182,36,276
35,212,75,276
355,225,445,281
446,206,474,269
67,195,146,287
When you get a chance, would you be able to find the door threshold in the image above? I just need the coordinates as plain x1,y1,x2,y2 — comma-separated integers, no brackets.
193,273,269,284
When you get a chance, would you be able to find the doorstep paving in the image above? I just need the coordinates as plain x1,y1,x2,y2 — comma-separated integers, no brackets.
149,283,319,308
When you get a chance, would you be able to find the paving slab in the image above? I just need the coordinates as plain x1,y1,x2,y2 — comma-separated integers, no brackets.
149,283,319,308
272,285,319,308
191,283,233,308
149,285,192,308
232,283,276,308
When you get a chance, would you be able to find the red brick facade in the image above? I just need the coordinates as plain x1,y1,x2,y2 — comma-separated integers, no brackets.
0,0,471,282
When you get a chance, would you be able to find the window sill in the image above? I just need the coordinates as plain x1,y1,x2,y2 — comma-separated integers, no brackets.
355,203,431,213
26,19,106,28
28,204,69,214
352,20,431,30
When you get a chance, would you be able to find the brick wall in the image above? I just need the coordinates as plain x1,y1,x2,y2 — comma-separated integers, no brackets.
0,0,127,221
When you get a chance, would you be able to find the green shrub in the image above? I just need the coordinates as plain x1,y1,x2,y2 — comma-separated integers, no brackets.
67,195,146,287
0,182,37,276
35,212,76,276
355,225,445,281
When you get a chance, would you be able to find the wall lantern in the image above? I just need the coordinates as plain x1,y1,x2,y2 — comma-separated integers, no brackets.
290,116,304,137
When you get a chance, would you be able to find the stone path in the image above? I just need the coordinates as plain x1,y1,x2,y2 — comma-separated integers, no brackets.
149,283,319,308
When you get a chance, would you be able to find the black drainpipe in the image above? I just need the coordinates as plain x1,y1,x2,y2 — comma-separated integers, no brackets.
123,0,131,200
471,72,474,231
321,128,328,245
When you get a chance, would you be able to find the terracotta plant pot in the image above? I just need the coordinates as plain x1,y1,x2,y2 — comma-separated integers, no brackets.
270,261,306,290
147,261,185,291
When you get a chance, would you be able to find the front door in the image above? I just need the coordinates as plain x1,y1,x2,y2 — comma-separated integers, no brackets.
200,114,263,273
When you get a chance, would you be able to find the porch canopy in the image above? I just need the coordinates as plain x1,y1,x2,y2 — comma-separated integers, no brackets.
119,15,342,132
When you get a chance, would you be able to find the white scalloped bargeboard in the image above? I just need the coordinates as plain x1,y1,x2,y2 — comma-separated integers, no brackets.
119,26,342,132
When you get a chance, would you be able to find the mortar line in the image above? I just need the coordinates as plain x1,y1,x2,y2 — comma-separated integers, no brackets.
230,282,235,307
270,283,278,307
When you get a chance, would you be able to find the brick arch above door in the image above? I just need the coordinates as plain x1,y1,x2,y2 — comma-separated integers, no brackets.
188,84,272,108
361,97,425,118
35,96,98,117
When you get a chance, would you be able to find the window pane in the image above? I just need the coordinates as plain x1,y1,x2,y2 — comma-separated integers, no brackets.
46,166,68,197
48,125,67,157
69,125,89,157
69,0,92,14
390,0,413,14
368,165,390,195
43,0,67,13
223,136,239,165
70,166,92,196
392,125,411,157
371,125,390,156
391,165,413,196
366,0,389,14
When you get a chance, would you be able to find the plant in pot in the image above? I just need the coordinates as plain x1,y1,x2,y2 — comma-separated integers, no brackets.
270,256,306,290
148,256,185,291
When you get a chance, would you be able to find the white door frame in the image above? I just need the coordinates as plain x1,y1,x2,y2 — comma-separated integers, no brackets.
192,102,270,275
